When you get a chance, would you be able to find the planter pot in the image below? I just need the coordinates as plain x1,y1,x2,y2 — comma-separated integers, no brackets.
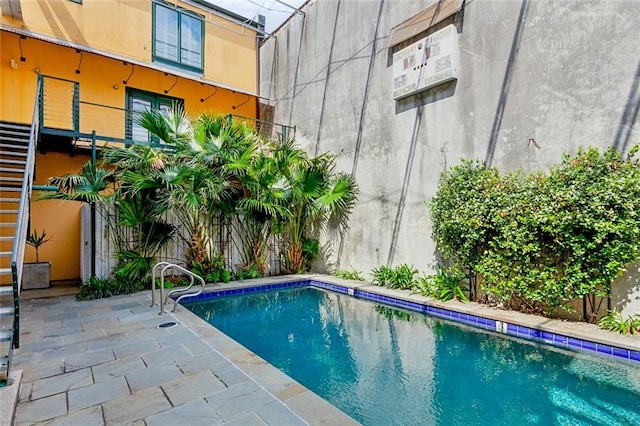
22,262,51,290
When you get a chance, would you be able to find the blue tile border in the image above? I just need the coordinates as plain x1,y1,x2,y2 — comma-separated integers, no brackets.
309,280,350,294
179,279,640,365
178,280,309,303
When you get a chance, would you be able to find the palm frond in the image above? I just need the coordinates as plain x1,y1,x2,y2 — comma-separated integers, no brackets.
137,106,193,146
322,173,359,233
237,197,290,221
102,145,167,172
41,161,114,203
140,221,177,256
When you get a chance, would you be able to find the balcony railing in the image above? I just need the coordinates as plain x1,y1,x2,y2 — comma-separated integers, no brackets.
38,75,295,154
230,114,296,142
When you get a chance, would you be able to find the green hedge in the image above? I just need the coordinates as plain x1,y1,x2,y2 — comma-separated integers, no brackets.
429,147,640,318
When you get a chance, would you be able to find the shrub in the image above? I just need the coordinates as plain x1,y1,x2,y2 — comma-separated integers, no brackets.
371,265,393,287
112,252,156,290
76,276,115,301
205,270,220,283
111,274,144,295
192,255,231,284
598,311,640,335
418,268,468,302
429,160,501,287
430,147,640,319
334,269,365,281
388,264,419,289
371,264,419,290
77,273,145,301
416,275,436,297
235,265,263,281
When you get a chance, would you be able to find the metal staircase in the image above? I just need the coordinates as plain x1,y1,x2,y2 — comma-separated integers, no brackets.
0,122,31,386
0,79,43,387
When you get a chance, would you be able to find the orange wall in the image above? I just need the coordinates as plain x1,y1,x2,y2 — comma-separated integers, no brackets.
27,152,89,281
0,33,257,126
203,11,259,92
0,0,258,93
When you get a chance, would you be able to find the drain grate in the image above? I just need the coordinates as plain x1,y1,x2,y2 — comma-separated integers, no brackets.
157,322,177,329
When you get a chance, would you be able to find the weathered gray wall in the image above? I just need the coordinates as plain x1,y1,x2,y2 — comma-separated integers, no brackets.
260,0,640,287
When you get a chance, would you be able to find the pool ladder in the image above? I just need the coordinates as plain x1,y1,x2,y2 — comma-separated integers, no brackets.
151,262,206,314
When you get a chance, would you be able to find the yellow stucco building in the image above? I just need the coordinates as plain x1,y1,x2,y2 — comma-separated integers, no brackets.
0,0,263,284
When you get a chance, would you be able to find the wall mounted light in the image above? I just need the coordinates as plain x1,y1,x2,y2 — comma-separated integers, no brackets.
122,61,135,85
18,35,26,62
164,73,178,94
75,49,83,74
200,83,217,102
232,93,250,110
34,68,40,74
113,84,119,90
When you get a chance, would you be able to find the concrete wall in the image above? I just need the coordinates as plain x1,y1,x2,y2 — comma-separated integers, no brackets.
260,0,640,271
260,0,640,311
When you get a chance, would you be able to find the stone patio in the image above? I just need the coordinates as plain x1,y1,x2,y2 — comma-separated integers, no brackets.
11,287,357,425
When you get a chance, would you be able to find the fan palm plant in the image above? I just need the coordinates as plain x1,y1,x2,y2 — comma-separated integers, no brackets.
136,109,251,273
44,145,177,288
275,144,359,273
232,144,290,274
43,161,115,204
96,143,178,285
168,165,231,271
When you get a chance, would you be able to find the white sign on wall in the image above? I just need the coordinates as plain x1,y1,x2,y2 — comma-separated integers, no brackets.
392,24,459,100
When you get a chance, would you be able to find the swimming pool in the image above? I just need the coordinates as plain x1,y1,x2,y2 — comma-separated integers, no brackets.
184,285,640,425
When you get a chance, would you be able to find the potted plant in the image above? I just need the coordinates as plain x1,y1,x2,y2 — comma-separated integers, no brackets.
22,228,52,290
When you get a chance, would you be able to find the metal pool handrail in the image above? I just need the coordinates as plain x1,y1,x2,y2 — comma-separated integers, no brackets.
150,261,173,307
164,265,206,313
151,262,205,314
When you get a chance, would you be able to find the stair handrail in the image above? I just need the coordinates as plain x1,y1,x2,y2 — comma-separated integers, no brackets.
9,77,41,349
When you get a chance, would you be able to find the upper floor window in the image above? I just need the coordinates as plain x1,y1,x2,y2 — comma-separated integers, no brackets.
153,2,204,72
126,89,183,145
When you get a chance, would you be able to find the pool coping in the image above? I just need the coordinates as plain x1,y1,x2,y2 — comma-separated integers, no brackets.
177,274,640,365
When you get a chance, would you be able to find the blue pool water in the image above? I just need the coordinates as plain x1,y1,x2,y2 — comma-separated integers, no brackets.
185,287,640,425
